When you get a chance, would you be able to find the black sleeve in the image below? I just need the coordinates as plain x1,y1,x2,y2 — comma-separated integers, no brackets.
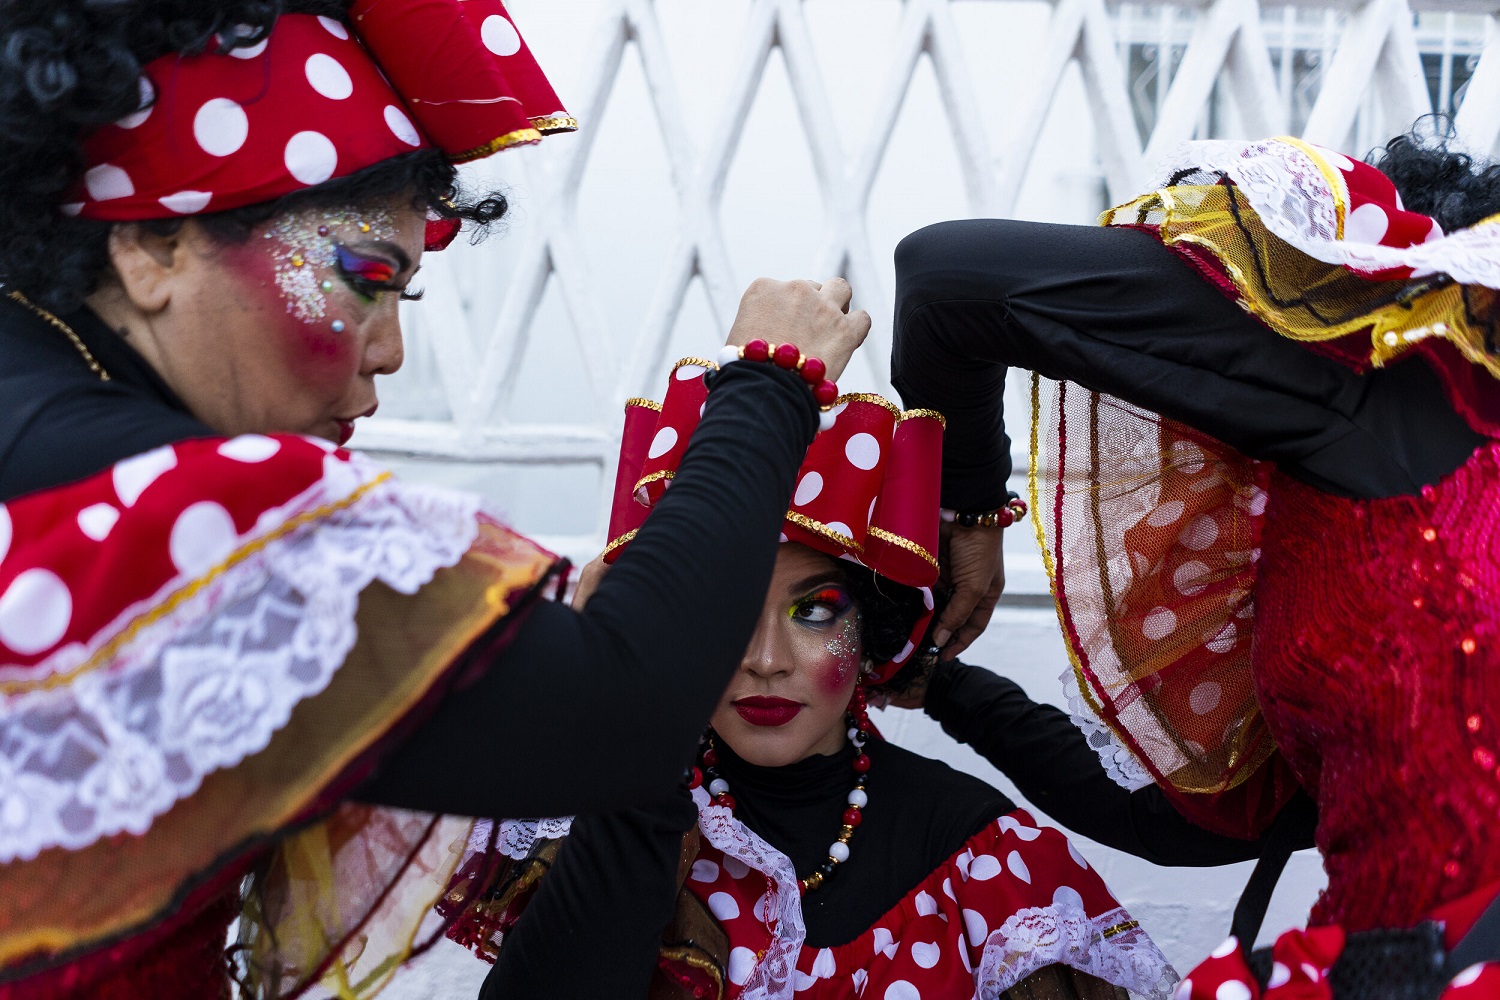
890,219,1484,509
357,362,819,819
480,793,695,1000
923,660,1316,865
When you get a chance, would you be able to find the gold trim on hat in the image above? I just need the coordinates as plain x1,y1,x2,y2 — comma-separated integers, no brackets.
672,356,721,373
898,407,946,427
834,392,901,417
865,526,939,570
450,127,543,163
624,397,662,412
602,529,638,558
632,469,674,494
530,115,578,134
784,510,861,551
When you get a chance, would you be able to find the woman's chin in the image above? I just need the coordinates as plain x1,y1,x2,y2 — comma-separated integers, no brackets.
717,720,831,768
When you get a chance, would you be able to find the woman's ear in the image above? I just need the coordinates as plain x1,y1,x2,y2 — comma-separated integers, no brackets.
105,223,183,314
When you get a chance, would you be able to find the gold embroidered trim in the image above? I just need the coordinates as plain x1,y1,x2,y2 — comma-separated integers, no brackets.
864,526,939,570
657,943,726,996
1029,374,1116,753
835,392,901,417
898,407,946,427
450,127,542,163
1101,919,1141,939
624,397,662,412
783,510,861,551
4,473,393,695
530,115,578,134
673,356,721,373
602,529,637,557
1280,136,1349,239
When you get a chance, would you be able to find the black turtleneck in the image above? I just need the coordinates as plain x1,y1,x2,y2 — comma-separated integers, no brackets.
708,737,1011,946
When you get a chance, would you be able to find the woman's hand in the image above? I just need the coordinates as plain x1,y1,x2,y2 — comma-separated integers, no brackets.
572,555,609,610
725,277,871,382
933,522,1006,660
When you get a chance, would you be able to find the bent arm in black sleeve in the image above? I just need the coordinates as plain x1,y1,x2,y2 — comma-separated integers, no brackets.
357,362,819,819
924,660,1316,865
890,218,1484,509
480,793,696,1000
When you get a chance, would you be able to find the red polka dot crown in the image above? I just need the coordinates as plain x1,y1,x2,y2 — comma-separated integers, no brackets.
605,358,945,683
68,0,574,250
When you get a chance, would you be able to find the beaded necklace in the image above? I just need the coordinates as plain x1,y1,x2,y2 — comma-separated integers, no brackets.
8,291,112,381
693,687,874,895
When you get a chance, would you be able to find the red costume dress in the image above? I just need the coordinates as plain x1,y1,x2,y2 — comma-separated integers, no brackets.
891,137,1500,997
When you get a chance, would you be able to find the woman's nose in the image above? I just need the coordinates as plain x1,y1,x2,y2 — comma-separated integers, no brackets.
739,624,789,679
362,308,405,377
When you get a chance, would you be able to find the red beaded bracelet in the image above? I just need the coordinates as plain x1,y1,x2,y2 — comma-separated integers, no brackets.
717,338,840,430
939,492,1028,528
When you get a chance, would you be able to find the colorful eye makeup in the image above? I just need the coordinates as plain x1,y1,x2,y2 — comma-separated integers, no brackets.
264,208,405,320
791,586,853,625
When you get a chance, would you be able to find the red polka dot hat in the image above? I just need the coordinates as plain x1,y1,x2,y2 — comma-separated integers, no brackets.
605,358,945,682
68,0,573,250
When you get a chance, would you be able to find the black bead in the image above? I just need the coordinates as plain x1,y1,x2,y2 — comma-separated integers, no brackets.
820,861,837,877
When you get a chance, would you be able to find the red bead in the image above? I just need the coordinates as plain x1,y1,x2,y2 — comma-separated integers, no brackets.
742,339,771,363
702,747,719,767
852,754,871,773
688,767,703,790
773,342,802,369
998,508,1015,528
843,807,863,827
800,356,827,384
813,380,838,407
1012,499,1028,516
715,793,736,810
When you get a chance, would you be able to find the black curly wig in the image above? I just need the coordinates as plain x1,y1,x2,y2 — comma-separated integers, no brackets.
1371,117,1500,234
838,560,939,697
0,0,507,314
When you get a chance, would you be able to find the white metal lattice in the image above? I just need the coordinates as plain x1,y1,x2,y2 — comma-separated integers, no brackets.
359,0,1500,561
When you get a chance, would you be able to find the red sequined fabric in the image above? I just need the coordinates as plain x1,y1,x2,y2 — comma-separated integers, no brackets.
1254,440,1500,930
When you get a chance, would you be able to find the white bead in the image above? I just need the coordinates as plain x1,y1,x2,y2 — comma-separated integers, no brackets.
847,788,868,808
829,841,851,863
717,344,742,367
709,778,730,797
818,409,837,433
847,727,860,742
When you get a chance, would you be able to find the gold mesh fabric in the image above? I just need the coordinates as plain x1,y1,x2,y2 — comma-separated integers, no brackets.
1030,375,1278,798
1103,184,1500,379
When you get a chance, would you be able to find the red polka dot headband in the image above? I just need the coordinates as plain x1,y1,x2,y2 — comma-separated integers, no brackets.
68,0,573,250
605,359,945,681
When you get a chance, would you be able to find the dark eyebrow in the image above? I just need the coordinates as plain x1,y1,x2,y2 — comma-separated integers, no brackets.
786,572,845,598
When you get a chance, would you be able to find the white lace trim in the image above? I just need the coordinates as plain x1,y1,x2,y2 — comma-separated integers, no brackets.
466,816,576,860
692,785,807,1000
1152,138,1500,287
975,895,1177,1000
1060,666,1154,792
0,452,480,863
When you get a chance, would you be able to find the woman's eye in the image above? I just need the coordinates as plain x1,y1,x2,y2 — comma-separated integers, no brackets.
336,246,402,300
793,603,837,624
790,587,850,625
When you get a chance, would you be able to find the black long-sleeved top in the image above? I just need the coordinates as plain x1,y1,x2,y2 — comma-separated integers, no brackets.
923,660,1315,864
0,295,817,820
890,219,1485,511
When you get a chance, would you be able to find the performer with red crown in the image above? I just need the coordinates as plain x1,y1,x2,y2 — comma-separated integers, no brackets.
450,357,1178,1000
0,1,871,996
890,128,1500,998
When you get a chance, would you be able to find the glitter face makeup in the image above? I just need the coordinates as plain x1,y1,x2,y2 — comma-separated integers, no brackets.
262,207,398,322
789,584,862,693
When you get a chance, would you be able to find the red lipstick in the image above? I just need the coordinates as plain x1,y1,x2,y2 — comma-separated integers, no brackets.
733,696,802,727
